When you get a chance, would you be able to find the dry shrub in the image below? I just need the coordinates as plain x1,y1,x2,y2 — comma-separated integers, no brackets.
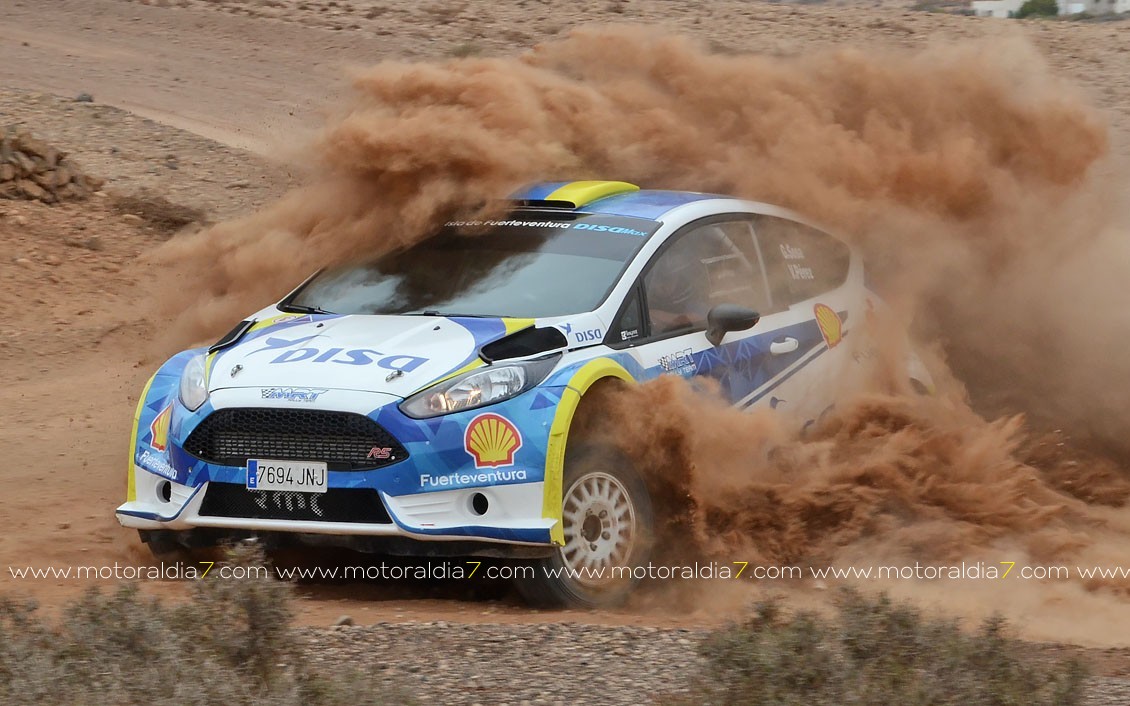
0,544,402,706
693,589,1087,705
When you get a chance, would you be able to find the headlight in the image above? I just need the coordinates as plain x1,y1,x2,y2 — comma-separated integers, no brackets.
399,355,558,419
179,353,209,411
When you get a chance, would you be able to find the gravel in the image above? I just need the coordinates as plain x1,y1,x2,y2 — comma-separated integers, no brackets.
1085,678,1130,706
300,622,708,705
296,620,1130,705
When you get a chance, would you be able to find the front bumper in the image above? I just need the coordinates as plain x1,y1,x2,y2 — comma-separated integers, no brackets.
116,475,553,545
117,384,566,547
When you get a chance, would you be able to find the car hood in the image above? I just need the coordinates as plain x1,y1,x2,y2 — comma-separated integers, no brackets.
208,314,525,398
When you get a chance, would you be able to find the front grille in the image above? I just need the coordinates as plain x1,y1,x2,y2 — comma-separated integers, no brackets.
183,408,407,471
199,483,392,524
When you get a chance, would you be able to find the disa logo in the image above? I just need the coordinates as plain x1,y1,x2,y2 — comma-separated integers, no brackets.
464,413,522,468
248,335,428,372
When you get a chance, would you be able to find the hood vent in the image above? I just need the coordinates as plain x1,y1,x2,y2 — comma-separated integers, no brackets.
480,327,567,363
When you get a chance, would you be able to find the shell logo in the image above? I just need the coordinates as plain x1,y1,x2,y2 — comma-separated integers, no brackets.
464,413,522,468
149,405,172,452
814,303,843,349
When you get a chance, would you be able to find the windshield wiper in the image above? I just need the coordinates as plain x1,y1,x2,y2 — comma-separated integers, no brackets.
279,304,334,315
414,310,505,318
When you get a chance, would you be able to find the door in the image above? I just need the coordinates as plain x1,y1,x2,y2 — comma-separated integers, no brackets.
610,217,776,402
609,214,855,420
745,215,854,419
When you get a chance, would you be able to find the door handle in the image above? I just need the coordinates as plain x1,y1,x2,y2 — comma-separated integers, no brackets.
770,337,799,355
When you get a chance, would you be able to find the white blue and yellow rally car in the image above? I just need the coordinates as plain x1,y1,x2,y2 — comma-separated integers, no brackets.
117,180,929,606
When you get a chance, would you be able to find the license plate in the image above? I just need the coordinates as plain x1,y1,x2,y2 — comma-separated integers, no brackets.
246,459,328,493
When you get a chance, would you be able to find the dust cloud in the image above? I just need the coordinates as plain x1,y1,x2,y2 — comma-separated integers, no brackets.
152,26,1130,636
155,25,1109,346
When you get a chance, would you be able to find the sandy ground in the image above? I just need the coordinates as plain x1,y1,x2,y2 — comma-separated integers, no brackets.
3,0,1129,155
2,0,1130,656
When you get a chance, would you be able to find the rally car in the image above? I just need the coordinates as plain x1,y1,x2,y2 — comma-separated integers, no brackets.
117,180,930,607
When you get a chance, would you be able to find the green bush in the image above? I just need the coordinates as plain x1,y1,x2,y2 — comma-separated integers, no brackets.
0,544,400,706
694,590,1086,706
1015,0,1058,18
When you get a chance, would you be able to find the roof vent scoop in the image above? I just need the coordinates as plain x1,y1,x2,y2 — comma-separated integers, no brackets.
480,327,568,363
509,180,640,210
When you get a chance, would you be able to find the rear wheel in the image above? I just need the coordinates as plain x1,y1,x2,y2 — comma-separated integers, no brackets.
515,444,654,608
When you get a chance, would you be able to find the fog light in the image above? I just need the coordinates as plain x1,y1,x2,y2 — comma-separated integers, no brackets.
470,492,489,516
157,481,172,503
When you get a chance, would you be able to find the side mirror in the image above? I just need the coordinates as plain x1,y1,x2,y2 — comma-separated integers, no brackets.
705,304,760,346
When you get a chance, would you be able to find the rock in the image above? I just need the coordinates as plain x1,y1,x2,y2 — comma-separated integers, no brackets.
122,214,144,224
59,183,86,200
12,152,36,176
74,93,94,103
333,615,355,627
0,131,98,203
14,132,52,160
76,173,105,191
16,179,50,202
32,170,58,189
227,179,251,189
13,258,32,269
43,254,62,267
53,166,73,186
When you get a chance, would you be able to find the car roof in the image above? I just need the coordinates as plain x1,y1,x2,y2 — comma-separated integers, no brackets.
509,180,730,221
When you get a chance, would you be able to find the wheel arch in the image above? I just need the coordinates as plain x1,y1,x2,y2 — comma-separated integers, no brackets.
126,349,202,502
542,358,635,545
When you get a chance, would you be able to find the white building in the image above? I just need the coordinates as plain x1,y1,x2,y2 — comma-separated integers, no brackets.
971,0,1025,17
972,0,1127,15
1083,0,1130,12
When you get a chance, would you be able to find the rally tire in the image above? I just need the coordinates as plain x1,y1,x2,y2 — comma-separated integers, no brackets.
514,444,654,608
138,529,211,561
138,529,185,559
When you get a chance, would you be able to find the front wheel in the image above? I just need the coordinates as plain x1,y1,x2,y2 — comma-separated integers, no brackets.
138,529,191,560
515,444,654,608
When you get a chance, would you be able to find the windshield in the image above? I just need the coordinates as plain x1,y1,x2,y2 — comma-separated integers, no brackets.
285,212,660,319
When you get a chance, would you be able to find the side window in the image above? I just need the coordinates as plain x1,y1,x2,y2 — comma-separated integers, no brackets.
754,216,850,308
611,286,644,345
644,220,769,337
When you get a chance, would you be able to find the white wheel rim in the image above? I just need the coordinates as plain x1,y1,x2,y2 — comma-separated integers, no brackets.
560,471,637,586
